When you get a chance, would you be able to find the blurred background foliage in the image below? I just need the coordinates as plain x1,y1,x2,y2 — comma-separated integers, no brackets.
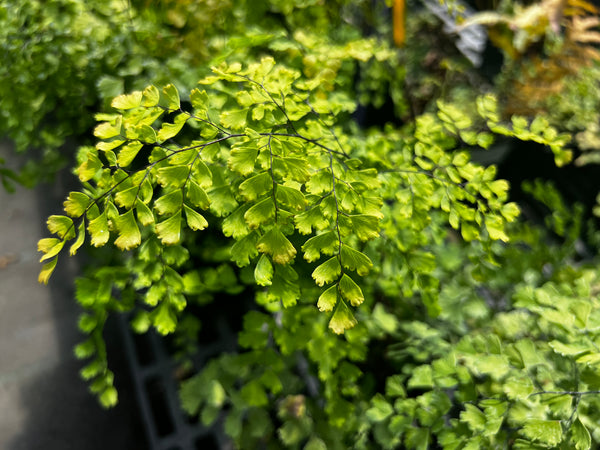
5,0,599,182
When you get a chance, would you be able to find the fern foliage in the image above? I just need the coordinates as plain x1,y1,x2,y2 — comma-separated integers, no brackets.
38,58,546,329
24,0,600,448
36,48,591,446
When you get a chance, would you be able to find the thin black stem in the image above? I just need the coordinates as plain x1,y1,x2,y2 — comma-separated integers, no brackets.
529,390,600,397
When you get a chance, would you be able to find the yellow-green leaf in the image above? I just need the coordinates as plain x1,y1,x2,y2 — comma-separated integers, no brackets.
133,124,157,144
190,88,209,110
312,257,341,287
244,198,276,229
521,420,562,447
63,192,91,218
38,238,65,262
276,185,306,210
229,142,258,176
301,231,338,263
114,186,139,209
94,116,122,139
350,214,380,241
114,210,141,250
111,91,142,110
254,254,273,286
157,114,188,142
153,301,177,335
156,165,189,188
141,85,160,107
187,180,211,210
571,416,591,450
317,285,338,312
77,148,103,182
500,202,520,222
88,211,110,247
47,215,75,239
256,228,297,264
136,201,155,226
69,221,86,256
329,299,357,334
161,84,181,110
222,205,251,239
39,257,58,284
155,190,183,216
338,274,364,306
117,142,143,167
96,138,126,152
239,172,272,201
156,212,182,245
184,205,208,231
220,109,248,131
230,232,259,267
486,214,509,242
340,245,372,276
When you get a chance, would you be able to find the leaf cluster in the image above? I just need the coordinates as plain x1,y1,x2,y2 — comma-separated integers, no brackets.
36,46,597,448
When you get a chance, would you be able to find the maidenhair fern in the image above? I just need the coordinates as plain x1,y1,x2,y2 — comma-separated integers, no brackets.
39,58,542,330
37,55,572,417
3,0,594,447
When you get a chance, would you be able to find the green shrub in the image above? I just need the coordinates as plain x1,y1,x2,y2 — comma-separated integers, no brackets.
0,0,205,186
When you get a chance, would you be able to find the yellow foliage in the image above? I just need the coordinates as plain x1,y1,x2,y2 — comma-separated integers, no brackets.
462,0,600,115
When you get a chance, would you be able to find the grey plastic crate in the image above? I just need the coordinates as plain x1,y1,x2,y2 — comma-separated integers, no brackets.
117,311,238,450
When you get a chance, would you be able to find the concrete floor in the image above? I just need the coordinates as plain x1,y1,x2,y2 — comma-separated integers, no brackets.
0,143,145,449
